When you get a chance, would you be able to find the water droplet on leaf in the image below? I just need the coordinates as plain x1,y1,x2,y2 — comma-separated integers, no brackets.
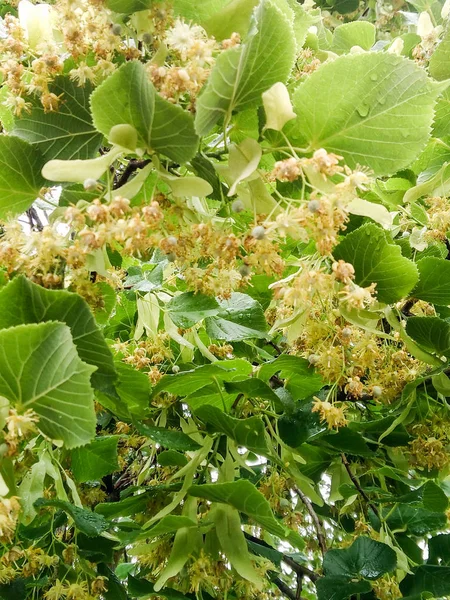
356,103,370,117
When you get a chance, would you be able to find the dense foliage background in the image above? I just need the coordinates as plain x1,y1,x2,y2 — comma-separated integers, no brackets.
2,0,450,598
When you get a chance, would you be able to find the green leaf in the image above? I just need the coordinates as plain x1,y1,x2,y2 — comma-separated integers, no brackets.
106,0,151,12
90,61,198,163
128,575,191,599
188,480,304,548
34,498,109,537
320,428,373,456
0,276,115,386
422,481,449,512
429,534,450,565
0,322,96,448
71,436,119,483
95,493,151,518
316,576,372,600
333,223,419,304
223,378,280,404
152,360,253,397
0,136,45,218
205,292,267,341
158,450,188,467
172,0,228,23
278,404,323,448
195,405,269,455
194,0,296,135
203,0,259,40
258,355,324,399
331,21,376,54
412,257,450,304
291,52,440,175
383,504,447,535
13,77,102,161
98,361,150,420
400,565,450,597
406,316,450,357
146,515,197,538
433,89,450,138
167,292,220,328
135,423,201,451
430,25,450,81
323,536,397,580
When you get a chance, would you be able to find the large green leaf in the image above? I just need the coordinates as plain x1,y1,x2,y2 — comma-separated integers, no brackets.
258,355,324,399
203,0,259,40
333,223,419,304
135,423,201,451
34,498,109,537
0,276,115,385
172,0,228,23
195,405,269,455
167,292,219,328
331,21,376,54
0,322,96,448
205,293,268,341
188,480,304,548
13,77,102,161
382,504,447,535
194,0,296,135
0,135,45,218
400,565,450,597
406,316,450,357
151,360,253,397
412,257,450,304
71,436,119,483
316,576,372,600
429,25,450,81
323,536,397,580
291,52,440,175
90,61,198,163
106,0,151,12
128,575,191,599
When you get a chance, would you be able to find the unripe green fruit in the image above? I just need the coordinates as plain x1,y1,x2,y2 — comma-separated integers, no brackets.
372,386,383,398
112,23,122,36
251,225,265,240
308,199,320,213
239,264,251,277
83,178,98,191
232,200,244,213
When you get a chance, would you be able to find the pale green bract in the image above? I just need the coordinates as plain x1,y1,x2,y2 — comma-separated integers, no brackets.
0,322,96,448
194,0,296,136
290,52,442,175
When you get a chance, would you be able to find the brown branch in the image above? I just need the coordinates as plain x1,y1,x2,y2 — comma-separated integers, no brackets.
26,206,44,231
244,532,318,582
294,486,327,556
114,158,152,189
341,454,379,517
295,573,303,600
272,576,308,600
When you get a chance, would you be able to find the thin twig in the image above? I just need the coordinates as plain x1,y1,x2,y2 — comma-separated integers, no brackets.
114,158,151,189
26,206,44,231
272,576,308,600
341,453,379,517
244,532,318,582
294,486,327,556
295,573,303,600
